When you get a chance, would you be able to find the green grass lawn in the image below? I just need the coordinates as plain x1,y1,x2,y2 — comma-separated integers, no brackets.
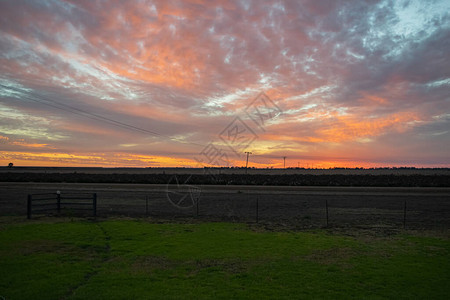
0,217,449,299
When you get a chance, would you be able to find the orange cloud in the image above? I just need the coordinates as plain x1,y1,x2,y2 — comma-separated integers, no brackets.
11,142,51,148
1,136,54,149
262,111,420,144
360,92,388,105
1,0,447,169
316,112,419,142
0,151,202,168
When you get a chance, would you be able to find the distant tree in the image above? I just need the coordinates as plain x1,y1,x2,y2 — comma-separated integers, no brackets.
8,162,13,168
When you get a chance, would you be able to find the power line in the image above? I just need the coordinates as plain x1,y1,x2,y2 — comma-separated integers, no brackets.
1,83,206,147
1,83,291,163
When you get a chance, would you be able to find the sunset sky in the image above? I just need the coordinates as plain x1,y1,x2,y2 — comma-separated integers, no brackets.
0,0,449,168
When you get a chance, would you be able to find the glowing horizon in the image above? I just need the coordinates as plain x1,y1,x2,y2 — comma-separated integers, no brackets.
1,0,449,168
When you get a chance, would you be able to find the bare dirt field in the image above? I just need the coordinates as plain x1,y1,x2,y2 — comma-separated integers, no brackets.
1,182,449,229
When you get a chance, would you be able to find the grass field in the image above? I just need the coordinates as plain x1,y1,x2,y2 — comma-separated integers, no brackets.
0,218,449,299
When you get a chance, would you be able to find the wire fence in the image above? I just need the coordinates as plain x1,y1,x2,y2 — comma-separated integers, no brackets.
21,189,450,229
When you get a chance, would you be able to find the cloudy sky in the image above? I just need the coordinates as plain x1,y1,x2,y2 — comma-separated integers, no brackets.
0,0,449,168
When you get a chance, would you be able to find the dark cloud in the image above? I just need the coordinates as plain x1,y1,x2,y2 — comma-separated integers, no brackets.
0,0,448,167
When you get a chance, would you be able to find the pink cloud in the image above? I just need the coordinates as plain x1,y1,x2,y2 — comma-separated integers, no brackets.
0,0,448,167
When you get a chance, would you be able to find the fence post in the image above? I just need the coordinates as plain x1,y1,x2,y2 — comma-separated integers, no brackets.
146,196,149,217
27,194,32,219
56,191,61,214
256,196,259,223
196,197,199,218
403,199,406,229
93,193,97,217
325,199,329,227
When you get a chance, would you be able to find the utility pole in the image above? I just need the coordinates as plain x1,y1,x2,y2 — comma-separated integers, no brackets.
245,151,252,173
297,162,300,168
283,156,287,169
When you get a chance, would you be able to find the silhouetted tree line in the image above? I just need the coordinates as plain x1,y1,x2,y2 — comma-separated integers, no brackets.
0,172,449,187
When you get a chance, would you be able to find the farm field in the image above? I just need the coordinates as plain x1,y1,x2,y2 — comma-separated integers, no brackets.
1,168,449,188
1,166,450,175
0,218,449,299
1,182,449,228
